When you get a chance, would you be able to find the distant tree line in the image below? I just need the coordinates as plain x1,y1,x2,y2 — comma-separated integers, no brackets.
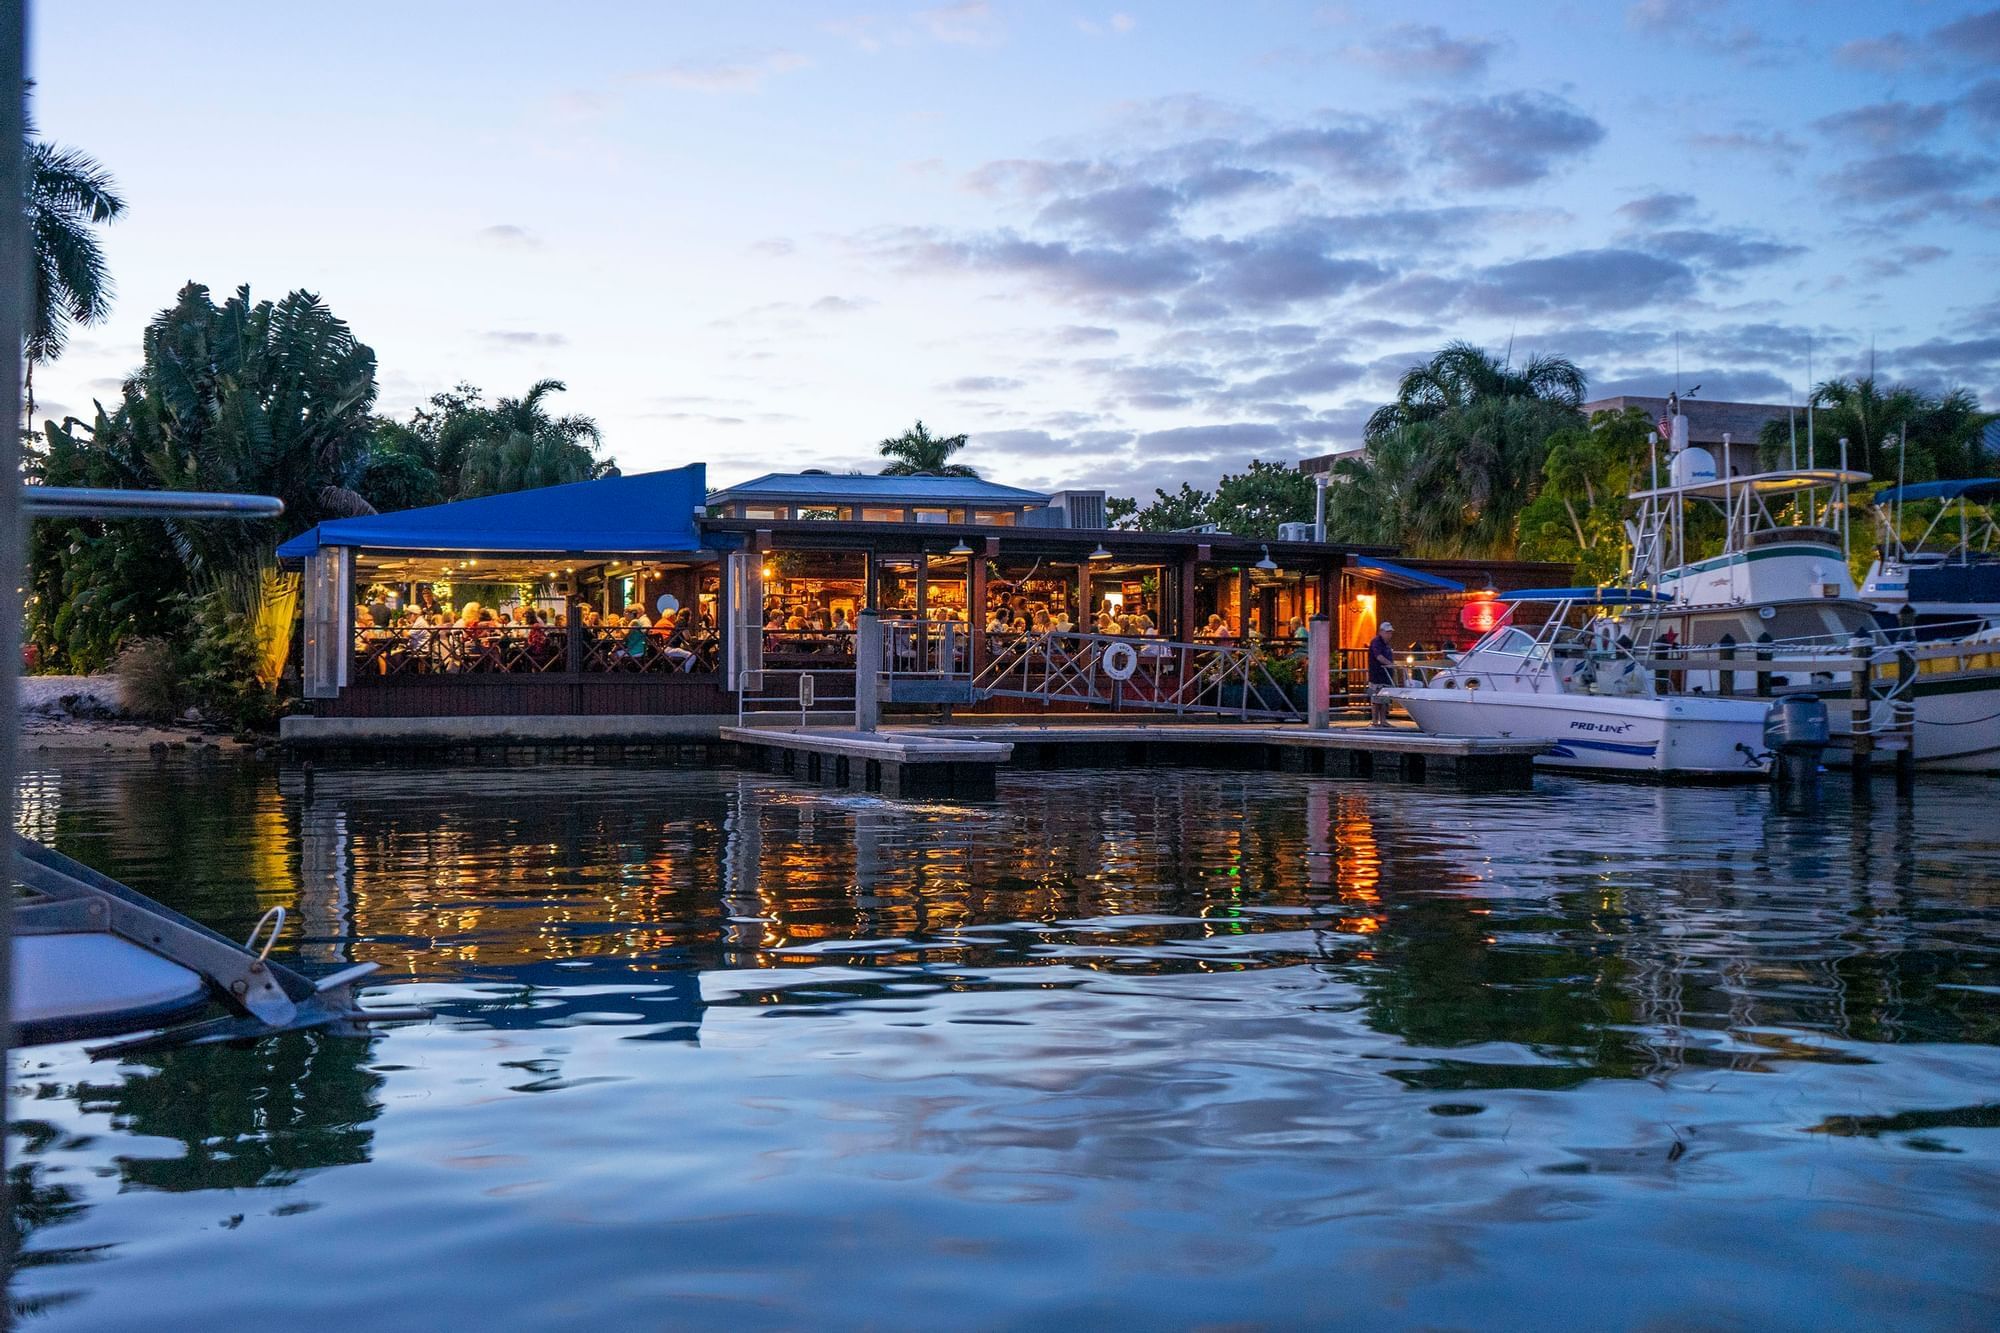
1108,340,1997,574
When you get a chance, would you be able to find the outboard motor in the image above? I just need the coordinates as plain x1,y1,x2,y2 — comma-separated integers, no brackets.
1763,693,1830,791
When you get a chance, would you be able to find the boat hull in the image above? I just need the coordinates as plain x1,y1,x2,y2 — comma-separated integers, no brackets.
1383,687,1772,778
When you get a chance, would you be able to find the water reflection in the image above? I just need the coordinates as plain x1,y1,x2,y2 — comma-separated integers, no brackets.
10,754,2000,1328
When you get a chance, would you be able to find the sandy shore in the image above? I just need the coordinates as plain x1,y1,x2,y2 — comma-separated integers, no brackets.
15,673,272,754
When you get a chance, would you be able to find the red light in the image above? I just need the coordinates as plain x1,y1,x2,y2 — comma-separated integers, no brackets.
1460,598,1510,634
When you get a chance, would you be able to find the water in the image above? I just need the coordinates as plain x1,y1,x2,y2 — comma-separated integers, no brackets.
9,753,2000,1330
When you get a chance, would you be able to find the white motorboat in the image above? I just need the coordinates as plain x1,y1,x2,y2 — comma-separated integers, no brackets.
1383,589,1780,779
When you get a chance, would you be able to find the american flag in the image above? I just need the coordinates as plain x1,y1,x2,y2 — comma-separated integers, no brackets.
1657,416,1672,441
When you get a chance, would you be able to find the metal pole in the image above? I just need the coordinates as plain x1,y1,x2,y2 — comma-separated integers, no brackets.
1,0,29,1283
1313,473,1328,543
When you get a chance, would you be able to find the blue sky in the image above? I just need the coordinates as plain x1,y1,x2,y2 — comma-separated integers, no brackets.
28,1,2000,496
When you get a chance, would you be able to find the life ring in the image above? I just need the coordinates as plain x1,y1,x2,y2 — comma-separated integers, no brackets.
1102,641,1140,681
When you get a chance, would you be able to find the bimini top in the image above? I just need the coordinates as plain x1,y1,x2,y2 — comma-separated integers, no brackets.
1499,587,1674,604
275,464,707,559
1346,557,1465,593
1871,477,2000,506
706,471,1050,507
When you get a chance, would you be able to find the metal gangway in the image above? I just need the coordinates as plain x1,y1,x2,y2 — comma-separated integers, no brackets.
858,616,1328,724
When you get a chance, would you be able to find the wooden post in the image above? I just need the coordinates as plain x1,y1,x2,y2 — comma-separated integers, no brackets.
969,550,988,672
1755,633,1773,697
1237,566,1253,643
1849,633,1873,790
1896,607,1916,793
855,610,882,733
1179,551,1198,641
1717,633,1736,697
1307,615,1331,730
565,597,585,673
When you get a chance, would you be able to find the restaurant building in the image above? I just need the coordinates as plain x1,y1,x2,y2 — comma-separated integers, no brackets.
276,463,1564,726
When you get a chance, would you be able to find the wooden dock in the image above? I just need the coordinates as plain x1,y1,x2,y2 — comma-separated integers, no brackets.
718,725,1013,799
724,720,1546,796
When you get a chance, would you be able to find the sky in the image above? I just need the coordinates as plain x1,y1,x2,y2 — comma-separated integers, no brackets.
27,1,2000,498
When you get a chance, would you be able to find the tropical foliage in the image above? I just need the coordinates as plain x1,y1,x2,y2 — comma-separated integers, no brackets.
24,131,125,423
1756,376,1994,482
1516,407,1656,582
27,281,612,725
369,379,612,506
1328,342,1588,556
1115,460,1317,538
878,419,977,477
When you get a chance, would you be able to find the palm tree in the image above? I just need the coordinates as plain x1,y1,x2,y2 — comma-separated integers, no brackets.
457,379,609,497
1365,340,1585,440
24,137,126,425
877,419,978,477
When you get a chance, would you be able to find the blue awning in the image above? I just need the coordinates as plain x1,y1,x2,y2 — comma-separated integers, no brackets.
1499,586,1672,604
1345,558,1465,593
276,465,707,559
1870,477,2000,506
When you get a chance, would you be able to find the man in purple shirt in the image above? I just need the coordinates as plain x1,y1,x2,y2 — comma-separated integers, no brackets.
1367,620,1397,726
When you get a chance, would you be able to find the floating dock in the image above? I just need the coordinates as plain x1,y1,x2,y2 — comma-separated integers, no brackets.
726,720,1546,795
719,725,1014,799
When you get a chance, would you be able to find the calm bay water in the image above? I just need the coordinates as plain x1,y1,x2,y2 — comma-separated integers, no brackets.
8,752,2000,1330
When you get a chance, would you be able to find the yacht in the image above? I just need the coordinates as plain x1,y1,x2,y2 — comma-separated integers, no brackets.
1383,589,1780,779
1624,428,2000,773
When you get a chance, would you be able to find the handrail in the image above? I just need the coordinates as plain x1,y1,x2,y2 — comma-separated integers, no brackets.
22,485,285,520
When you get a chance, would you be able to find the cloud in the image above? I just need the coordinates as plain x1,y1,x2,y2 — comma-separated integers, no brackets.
1641,228,1804,272
1616,192,1698,226
1192,224,1391,309
1836,7,2000,71
1340,23,1502,80
481,330,569,348
748,237,796,257
809,295,872,313
477,224,542,249
1462,248,1694,317
1132,422,1291,456
1686,126,1804,165
1076,12,1138,36
1824,151,1993,203
1965,80,2000,129
1419,92,1605,188
643,50,809,93
1589,368,1794,401
1834,34,1919,71
1036,183,1182,241
1253,119,1406,187
1055,325,1119,346
918,2,1000,45
876,226,1201,298
1812,100,1947,149
1936,7,2000,64
944,375,1026,393
971,428,1083,457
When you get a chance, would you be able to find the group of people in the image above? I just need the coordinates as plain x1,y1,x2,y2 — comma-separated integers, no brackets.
354,596,717,673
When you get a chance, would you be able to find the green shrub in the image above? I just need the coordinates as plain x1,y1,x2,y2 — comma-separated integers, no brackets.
183,585,284,731
114,637,183,721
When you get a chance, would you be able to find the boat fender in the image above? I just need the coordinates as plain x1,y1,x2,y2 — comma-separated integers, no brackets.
1102,641,1139,681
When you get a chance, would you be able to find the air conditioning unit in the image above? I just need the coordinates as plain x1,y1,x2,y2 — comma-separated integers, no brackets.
1044,489,1107,529
1277,522,1315,542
